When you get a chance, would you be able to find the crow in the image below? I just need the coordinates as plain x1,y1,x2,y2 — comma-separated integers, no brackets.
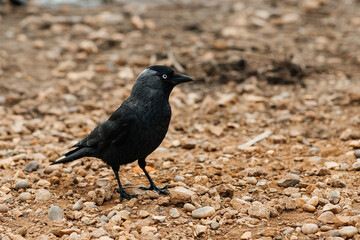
51,65,194,201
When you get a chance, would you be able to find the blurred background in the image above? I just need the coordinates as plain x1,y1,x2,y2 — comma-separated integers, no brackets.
1,0,360,239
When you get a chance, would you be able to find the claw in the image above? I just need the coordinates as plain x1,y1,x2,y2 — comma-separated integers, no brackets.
139,185,169,195
115,188,137,201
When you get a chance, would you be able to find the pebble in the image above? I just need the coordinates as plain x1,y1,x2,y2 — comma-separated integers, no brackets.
317,211,335,223
72,199,83,211
309,156,323,164
91,228,108,238
35,189,52,202
192,206,215,218
328,190,341,204
241,231,252,239
309,147,319,155
48,206,64,222
244,177,257,185
174,175,185,182
223,146,236,154
96,178,109,187
152,216,166,223
0,204,9,213
248,201,270,220
210,221,220,230
169,186,196,204
139,210,150,218
230,198,250,212
354,150,360,158
181,138,196,149
301,223,319,234
101,215,109,223
14,179,30,190
24,161,40,172
339,226,358,238
194,225,207,237
307,196,319,206
302,204,316,212
69,232,78,240
283,228,294,235
325,162,339,170
323,203,341,214
169,208,180,218
277,178,300,188
19,192,32,201
184,203,196,212
118,210,130,220
352,162,360,171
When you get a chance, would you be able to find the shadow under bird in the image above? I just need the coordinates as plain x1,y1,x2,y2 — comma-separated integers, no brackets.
51,65,194,200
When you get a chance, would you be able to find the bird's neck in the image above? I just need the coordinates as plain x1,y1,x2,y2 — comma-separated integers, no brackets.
130,85,172,103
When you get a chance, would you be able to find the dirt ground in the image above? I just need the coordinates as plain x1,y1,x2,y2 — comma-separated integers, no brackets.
1,0,360,239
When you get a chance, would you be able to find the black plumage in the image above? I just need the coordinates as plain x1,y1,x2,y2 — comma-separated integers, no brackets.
51,65,193,200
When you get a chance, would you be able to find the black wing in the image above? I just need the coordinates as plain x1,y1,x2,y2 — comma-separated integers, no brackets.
51,103,137,165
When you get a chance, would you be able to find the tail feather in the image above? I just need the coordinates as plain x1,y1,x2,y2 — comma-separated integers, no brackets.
51,147,94,165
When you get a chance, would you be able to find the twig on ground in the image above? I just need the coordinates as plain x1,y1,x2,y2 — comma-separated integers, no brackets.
238,130,273,150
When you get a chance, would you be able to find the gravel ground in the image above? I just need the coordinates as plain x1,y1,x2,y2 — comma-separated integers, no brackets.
0,0,360,239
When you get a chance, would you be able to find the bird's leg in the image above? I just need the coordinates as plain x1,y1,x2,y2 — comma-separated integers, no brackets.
112,167,137,201
138,158,169,195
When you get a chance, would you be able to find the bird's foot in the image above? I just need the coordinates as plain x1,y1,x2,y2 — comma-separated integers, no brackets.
115,188,137,201
139,185,169,195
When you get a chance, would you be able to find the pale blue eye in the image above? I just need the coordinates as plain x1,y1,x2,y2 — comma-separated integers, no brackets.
162,74,168,79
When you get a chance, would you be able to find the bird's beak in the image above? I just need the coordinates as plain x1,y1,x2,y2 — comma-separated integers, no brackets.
171,72,194,85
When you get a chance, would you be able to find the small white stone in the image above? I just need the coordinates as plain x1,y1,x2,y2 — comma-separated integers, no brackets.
19,192,32,201
35,189,52,202
301,224,318,234
152,216,166,223
184,203,196,212
339,226,358,238
139,210,150,218
72,199,83,211
169,208,181,218
14,179,30,190
192,206,215,219
48,206,64,222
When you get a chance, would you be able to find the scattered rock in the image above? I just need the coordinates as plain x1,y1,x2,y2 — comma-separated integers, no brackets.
72,200,83,211
181,138,196,149
152,216,166,223
24,161,40,172
0,204,9,213
352,162,360,171
328,190,341,204
248,201,270,220
169,208,181,218
317,211,335,223
14,179,30,190
193,225,207,237
91,228,108,238
241,231,252,239
192,206,215,218
354,150,360,158
210,221,220,230
19,192,32,201
169,186,196,204
339,226,358,238
302,203,316,212
301,223,319,234
184,203,196,212
48,206,64,222
139,210,150,218
35,189,52,202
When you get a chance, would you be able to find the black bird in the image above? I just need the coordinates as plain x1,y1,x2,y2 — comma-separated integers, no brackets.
51,66,193,201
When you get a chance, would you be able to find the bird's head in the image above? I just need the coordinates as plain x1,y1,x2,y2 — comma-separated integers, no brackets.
132,66,194,95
